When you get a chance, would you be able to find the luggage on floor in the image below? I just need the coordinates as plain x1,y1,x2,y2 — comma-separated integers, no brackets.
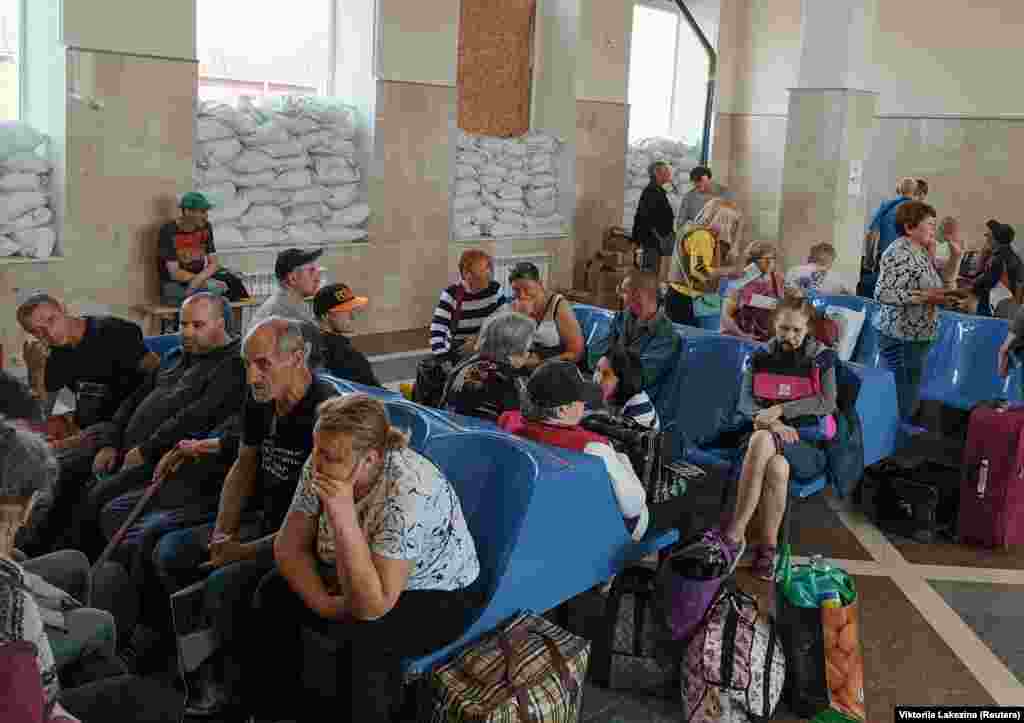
426,611,589,723
680,587,785,723
775,548,864,721
656,532,734,648
580,412,694,503
959,401,1024,548
590,566,676,694
856,438,961,543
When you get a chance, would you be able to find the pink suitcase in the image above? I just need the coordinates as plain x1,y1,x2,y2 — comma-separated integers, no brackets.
959,403,1024,548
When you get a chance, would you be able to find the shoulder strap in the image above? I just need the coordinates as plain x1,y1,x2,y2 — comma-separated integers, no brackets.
451,284,467,330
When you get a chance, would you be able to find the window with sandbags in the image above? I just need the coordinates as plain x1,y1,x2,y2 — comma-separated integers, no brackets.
193,0,373,252
622,1,708,229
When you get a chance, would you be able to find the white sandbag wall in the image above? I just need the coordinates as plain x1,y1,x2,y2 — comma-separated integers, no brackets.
451,129,567,240
194,96,369,250
622,137,699,230
0,122,58,259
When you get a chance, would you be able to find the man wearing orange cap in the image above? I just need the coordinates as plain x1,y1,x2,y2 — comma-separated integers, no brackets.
312,283,380,387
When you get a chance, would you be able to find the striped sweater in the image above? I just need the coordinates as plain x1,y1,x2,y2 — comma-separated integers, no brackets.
618,391,660,430
430,281,507,356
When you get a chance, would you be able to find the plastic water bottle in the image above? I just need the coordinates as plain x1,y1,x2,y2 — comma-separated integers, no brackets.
810,555,841,609
977,459,990,499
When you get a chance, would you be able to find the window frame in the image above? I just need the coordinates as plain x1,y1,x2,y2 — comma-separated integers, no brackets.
630,0,683,141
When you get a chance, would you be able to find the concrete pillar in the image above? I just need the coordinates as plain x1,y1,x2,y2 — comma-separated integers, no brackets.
777,0,879,289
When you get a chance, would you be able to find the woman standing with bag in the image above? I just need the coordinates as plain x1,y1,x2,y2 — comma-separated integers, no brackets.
664,198,742,326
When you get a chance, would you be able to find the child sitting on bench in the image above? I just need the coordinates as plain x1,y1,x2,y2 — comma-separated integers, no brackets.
499,360,650,541
696,295,838,580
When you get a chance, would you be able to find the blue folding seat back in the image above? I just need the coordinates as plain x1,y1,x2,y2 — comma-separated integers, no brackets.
671,333,758,449
316,373,402,400
918,311,1019,409
143,334,182,366
382,400,460,452
406,432,537,673
572,304,614,359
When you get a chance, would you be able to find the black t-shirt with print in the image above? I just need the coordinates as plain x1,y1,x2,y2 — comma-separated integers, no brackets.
157,221,217,282
242,377,338,534
44,316,148,428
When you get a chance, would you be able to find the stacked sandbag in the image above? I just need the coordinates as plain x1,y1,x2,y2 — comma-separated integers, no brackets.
452,129,566,239
193,96,369,249
0,122,57,259
622,136,699,229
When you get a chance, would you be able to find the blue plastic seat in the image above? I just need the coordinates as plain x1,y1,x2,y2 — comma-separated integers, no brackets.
143,333,182,365
381,399,458,452
317,373,403,400
811,294,883,368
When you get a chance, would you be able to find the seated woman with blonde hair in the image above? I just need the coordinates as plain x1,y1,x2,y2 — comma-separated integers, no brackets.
664,198,743,326
721,240,787,342
252,394,483,722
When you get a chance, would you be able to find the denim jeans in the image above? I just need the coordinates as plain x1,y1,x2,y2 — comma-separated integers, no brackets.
878,332,933,421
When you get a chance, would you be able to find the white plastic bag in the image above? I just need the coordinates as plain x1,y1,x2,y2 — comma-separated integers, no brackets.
197,162,235,185
455,130,478,150
529,173,557,189
262,140,306,158
453,194,483,212
455,164,477,180
231,150,278,174
453,223,478,239
207,196,251,224
494,197,526,212
0,207,53,233
498,156,524,171
479,138,505,154
480,176,504,193
241,188,290,205
242,124,291,147
527,198,557,217
239,204,285,229
233,170,278,188
525,133,558,152
13,227,56,258
329,202,370,227
525,187,556,206
273,153,312,172
528,155,554,174
0,234,18,256
288,186,332,205
203,103,260,134
321,225,368,243
297,130,333,151
454,179,481,196
490,222,526,237
506,171,530,186
0,173,45,192
284,222,325,245
0,192,47,222
314,158,359,185
456,152,487,167
479,164,507,179
273,169,314,190
198,138,243,164
324,185,359,210
497,184,524,199
826,306,867,362
285,204,327,224
244,228,284,246
211,224,246,248
309,138,357,157
1,152,51,173
197,118,236,143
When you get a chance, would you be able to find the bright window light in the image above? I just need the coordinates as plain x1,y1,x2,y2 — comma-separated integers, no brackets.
196,0,331,103
0,0,19,120
627,4,678,143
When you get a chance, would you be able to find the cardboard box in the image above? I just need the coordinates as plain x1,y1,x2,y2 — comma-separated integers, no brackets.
594,249,628,267
593,264,631,309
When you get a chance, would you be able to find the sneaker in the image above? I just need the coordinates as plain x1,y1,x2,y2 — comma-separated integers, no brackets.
677,528,746,577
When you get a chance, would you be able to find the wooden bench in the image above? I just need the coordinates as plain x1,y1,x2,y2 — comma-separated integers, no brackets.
135,298,262,335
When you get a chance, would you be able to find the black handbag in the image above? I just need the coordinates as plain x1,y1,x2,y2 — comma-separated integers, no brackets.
858,454,960,542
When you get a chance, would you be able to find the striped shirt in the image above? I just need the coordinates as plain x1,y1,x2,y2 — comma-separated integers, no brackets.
619,391,659,430
430,281,507,356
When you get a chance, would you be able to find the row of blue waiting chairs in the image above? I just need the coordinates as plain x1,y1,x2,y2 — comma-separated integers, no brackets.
139,294,1015,678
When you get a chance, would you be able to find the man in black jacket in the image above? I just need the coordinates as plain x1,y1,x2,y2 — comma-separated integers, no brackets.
631,161,675,272
23,293,247,557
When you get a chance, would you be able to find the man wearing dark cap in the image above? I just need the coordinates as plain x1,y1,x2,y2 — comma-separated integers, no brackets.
974,220,1022,317
498,360,650,541
250,248,323,328
158,192,227,305
313,283,381,387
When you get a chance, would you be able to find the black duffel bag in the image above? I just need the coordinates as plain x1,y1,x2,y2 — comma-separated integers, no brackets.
857,451,961,543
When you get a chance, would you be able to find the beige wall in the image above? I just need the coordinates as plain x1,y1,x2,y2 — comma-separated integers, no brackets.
62,0,196,60
375,0,459,86
714,0,1024,259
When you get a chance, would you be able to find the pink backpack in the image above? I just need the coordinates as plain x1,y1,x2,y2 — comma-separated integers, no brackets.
681,588,786,723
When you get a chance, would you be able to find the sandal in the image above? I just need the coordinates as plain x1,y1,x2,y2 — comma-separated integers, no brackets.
751,545,777,581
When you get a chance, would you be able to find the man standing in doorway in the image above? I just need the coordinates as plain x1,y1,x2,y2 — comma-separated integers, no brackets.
632,161,675,273
678,166,732,225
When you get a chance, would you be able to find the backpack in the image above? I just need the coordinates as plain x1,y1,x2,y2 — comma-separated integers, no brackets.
681,588,786,723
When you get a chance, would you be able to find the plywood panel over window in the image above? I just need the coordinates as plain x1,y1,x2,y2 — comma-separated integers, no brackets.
457,0,536,138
